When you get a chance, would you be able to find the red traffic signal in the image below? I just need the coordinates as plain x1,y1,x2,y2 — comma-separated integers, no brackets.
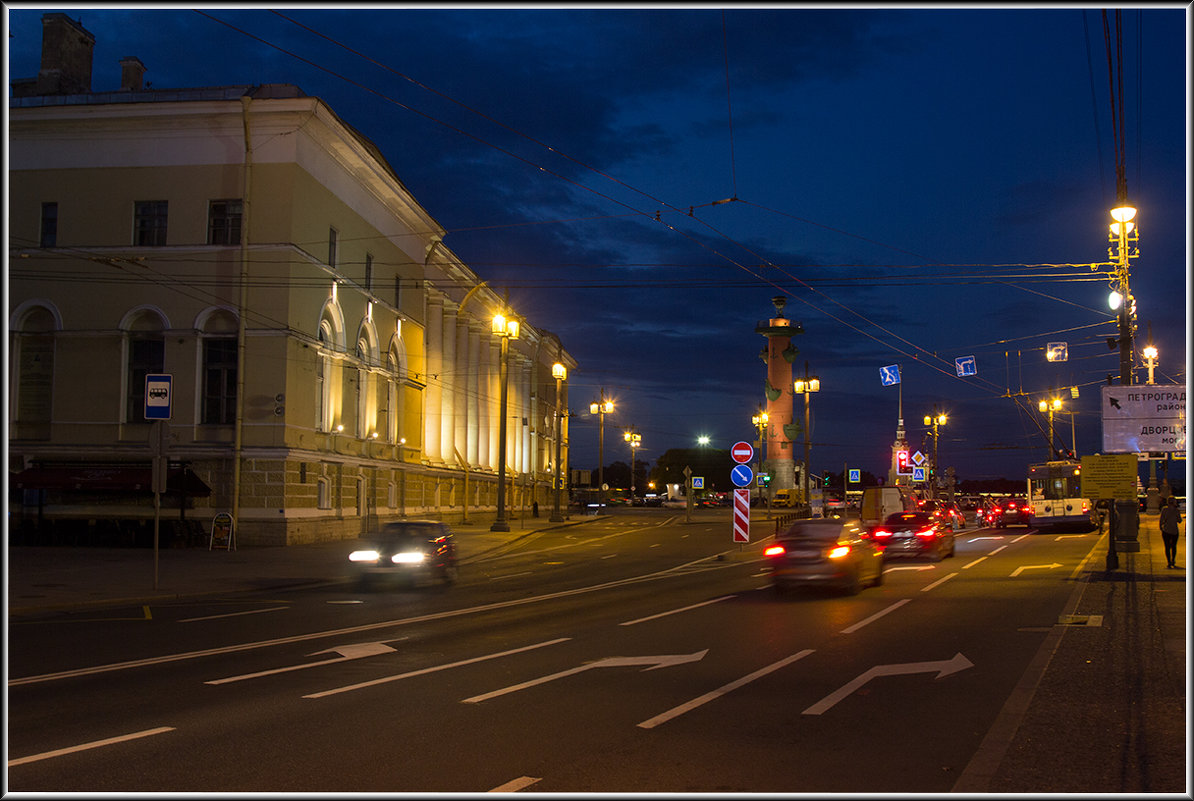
896,450,912,475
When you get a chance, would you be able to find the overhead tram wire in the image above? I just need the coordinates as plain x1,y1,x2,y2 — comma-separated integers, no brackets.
199,11,1100,402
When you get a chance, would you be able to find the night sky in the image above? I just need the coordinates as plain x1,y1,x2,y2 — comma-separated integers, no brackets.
6,6,1188,486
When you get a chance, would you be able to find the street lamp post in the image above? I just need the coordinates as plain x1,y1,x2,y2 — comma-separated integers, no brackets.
1105,201,1137,570
490,311,520,532
624,428,641,503
1143,335,1161,513
752,407,769,509
550,362,567,522
1038,396,1063,460
590,390,614,514
794,362,820,508
923,406,947,499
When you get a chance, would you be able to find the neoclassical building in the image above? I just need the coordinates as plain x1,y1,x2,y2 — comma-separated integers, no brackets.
8,13,574,546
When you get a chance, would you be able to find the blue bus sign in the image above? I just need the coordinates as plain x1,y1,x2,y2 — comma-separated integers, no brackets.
145,374,172,420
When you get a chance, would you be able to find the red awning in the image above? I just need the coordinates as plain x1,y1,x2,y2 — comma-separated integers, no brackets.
11,466,212,496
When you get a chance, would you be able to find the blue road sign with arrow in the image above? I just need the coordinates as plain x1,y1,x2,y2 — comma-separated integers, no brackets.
880,365,901,386
730,463,754,488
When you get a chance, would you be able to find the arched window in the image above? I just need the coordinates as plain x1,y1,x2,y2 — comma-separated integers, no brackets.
316,300,345,433
12,304,58,439
124,309,166,423
385,348,401,444
317,477,331,510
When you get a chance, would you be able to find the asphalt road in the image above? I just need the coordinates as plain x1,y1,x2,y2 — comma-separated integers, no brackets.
7,513,1112,792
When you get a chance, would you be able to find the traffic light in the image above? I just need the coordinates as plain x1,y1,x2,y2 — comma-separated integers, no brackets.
896,450,911,475
759,473,771,487
823,471,831,488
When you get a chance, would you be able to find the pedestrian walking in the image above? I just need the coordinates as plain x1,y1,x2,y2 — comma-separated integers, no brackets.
1159,496,1182,568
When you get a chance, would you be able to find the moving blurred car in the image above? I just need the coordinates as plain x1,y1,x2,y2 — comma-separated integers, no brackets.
764,518,885,595
975,499,1001,527
871,510,956,561
349,520,458,589
938,501,966,530
996,497,1033,528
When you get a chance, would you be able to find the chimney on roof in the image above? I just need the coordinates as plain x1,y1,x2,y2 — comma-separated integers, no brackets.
120,57,146,91
36,13,96,95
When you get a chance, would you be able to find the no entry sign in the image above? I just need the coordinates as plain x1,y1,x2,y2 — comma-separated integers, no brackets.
731,441,754,464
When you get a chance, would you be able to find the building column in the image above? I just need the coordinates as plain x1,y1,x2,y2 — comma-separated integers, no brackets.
465,321,482,467
424,293,444,464
440,302,457,464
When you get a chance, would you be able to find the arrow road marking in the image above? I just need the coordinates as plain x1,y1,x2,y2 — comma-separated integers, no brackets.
802,653,974,715
1010,563,1063,577
206,641,400,685
969,536,1005,542
462,650,708,704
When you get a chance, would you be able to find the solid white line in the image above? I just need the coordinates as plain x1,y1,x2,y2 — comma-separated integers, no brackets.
8,726,175,767
601,553,618,559
619,595,736,627
488,571,535,581
179,606,289,623
840,599,911,634
1011,532,1031,543
963,556,988,569
489,776,542,792
637,649,814,729
302,638,570,699
921,572,959,592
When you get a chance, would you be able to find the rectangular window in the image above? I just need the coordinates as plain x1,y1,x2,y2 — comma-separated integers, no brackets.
328,227,338,269
208,199,243,245
126,336,165,423
394,275,401,309
40,202,58,248
202,338,238,424
364,253,374,292
134,200,168,246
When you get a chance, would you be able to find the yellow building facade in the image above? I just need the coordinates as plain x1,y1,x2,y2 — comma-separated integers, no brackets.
8,14,574,546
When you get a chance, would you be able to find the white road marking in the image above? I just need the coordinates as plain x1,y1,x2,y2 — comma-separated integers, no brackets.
462,650,708,705
619,596,735,627
490,776,542,792
11,560,727,687
988,545,1008,556
921,572,959,592
488,571,535,581
179,606,289,623
803,653,974,715
303,638,570,699
207,641,401,685
1010,563,1063,577
637,649,815,729
841,599,911,634
963,556,988,569
9,727,175,767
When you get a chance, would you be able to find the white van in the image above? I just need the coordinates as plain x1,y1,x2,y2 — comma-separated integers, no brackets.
860,487,912,531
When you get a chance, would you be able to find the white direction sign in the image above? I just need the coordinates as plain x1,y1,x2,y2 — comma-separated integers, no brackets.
955,355,977,377
802,653,973,715
1101,385,1186,453
461,650,709,704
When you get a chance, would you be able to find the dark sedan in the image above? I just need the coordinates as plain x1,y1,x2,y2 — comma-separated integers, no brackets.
995,497,1034,528
349,520,459,589
871,511,956,561
764,518,885,595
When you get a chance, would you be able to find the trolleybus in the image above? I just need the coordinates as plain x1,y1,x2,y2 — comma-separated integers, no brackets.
1027,460,1098,532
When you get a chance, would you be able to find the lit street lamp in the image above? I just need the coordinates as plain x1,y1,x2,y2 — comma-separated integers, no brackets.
923,406,947,498
550,362,567,523
794,362,820,505
624,428,642,502
589,390,614,513
490,310,520,532
752,407,769,507
1142,335,1161,512
1037,396,1063,460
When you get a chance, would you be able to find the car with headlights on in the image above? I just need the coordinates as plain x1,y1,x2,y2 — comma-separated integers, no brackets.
349,520,458,589
871,510,956,561
764,518,885,595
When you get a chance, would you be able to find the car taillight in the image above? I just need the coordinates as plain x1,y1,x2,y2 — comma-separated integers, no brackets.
872,529,892,538
915,528,936,538
827,545,850,559
764,545,786,558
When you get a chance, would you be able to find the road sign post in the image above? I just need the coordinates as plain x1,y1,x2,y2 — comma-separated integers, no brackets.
732,488,750,543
